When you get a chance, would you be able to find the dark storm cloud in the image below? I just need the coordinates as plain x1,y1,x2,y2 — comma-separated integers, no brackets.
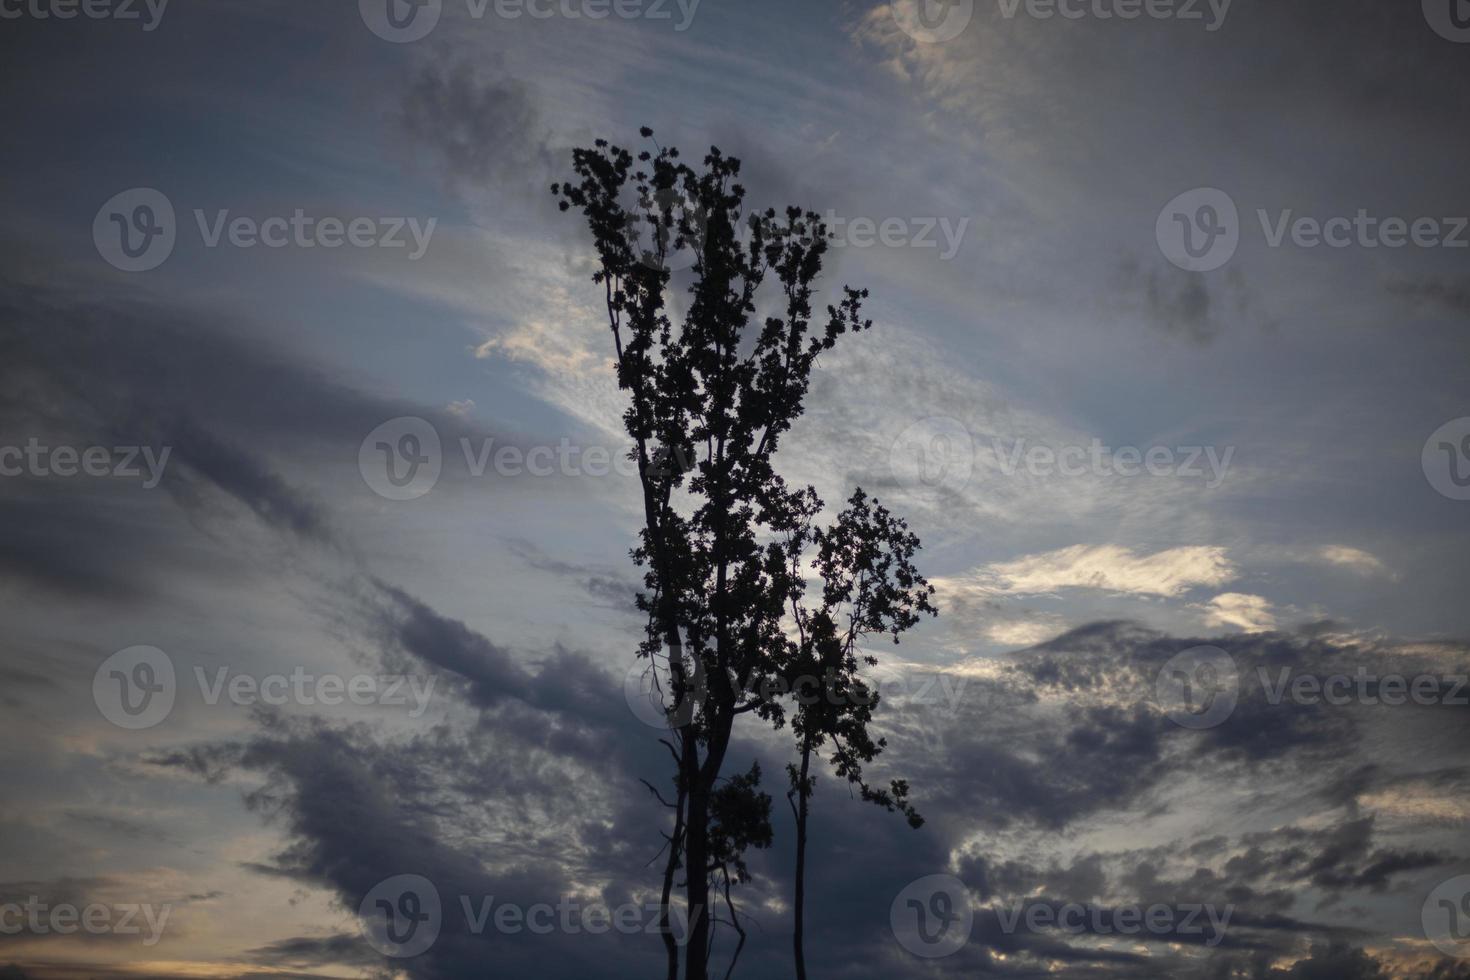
398,58,554,195
177,579,1464,978
1015,621,1366,762
371,580,535,707
143,611,1470,979
163,420,332,543
153,717,673,980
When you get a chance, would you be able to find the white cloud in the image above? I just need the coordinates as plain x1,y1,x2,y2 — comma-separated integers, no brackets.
1317,545,1389,576
1199,592,1277,633
943,544,1236,599
984,617,1066,647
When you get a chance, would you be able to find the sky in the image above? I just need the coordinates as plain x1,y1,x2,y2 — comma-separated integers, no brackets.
1,0,1468,977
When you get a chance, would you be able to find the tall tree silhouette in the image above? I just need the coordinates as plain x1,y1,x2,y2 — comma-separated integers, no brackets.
782,488,934,980
554,130,935,980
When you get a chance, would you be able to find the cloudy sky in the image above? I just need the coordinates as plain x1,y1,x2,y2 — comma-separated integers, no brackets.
1,0,1468,977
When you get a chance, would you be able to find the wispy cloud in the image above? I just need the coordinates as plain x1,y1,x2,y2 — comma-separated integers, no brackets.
942,544,1237,599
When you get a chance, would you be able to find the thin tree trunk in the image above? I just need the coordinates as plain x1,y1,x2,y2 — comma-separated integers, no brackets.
687,705,734,980
720,867,746,980
792,743,812,980
659,768,687,980
684,745,711,980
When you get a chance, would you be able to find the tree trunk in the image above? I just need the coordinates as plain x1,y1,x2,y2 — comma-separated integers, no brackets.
686,703,734,980
659,773,686,980
684,743,711,980
792,744,812,980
